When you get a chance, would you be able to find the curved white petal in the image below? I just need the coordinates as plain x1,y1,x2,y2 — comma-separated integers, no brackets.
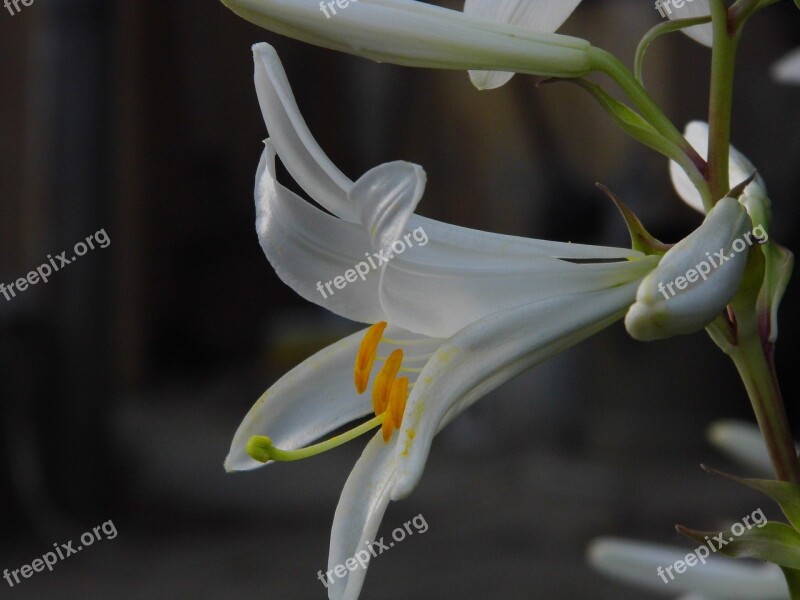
224,0,592,79
225,323,435,472
381,253,658,338
392,281,643,499
253,43,357,222
411,213,641,260
625,197,750,341
670,121,766,214
225,327,374,472
773,48,800,85
587,537,788,598
707,419,800,477
255,143,387,324
464,0,582,89
327,433,396,600
666,0,713,47
351,161,425,252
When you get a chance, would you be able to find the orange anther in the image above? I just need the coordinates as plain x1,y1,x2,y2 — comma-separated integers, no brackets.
354,321,388,394
372,349,403,415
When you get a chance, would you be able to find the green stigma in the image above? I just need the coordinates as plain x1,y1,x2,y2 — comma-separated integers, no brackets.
244,413,387,464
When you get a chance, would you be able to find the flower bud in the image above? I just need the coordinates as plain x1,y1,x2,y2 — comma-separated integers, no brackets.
625,197,752,341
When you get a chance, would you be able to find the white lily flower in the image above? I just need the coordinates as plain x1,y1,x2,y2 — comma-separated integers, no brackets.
226,43,660,600
625,196,751,341
707,419,800,478
773,48,800,85
588,537,788,599
670,121,768,216
463,0,583,90
663,0,713,47
220,0,592,79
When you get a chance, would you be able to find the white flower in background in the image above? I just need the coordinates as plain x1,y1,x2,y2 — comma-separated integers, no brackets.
588,537,788,600
463,0,583,89
588,419,794,600
773,48,800,85
669,121,768,216
624,196,751,341
219,0,592,80
224,43,662,600
663,0,713,47
663,2,799,88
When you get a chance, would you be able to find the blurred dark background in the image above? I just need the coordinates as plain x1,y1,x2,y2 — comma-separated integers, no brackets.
1,0,799,598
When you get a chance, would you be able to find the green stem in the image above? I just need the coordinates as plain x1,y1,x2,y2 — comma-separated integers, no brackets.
728,331,800,484
588,47,712,208
707,0,740,203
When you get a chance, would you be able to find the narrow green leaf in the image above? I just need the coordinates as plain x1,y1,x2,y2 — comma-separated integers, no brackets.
760,243,794,343
703,465,800,532
564,79,687,164
781,567,800,600
595,184,668,256
678,522,800,569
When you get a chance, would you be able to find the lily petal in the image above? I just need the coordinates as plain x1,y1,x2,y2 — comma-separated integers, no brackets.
625,197,750,341
253,43,357,222
464,0,582,89
223,0,592,78
225,326,374,472
666,0,713,47
670,121,766,214
225,323,433,471
255,142,388,324
380,251,658,337
587,537,788,598
327,433,396,600
392,281,643,499
773,48,800,85
350,161,426,253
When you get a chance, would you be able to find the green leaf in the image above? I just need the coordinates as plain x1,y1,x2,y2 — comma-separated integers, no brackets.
678,522,800,569
781,567,800,600
595,184,668,256
760,243,794,343
561,79,687,164
703,465,800,532
675,521,800,569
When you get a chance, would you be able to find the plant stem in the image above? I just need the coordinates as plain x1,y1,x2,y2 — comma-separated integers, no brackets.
707,0,740,203
728,330,800,484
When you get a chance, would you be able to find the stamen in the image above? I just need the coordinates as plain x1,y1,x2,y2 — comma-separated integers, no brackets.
354,321,388,394
246,414,386,463
372,349,403,415
382,376,409,442
389,377,408,428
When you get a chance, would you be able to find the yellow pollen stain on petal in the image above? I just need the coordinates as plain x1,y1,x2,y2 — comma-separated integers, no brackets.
354,321,388,394
372,348,403,415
